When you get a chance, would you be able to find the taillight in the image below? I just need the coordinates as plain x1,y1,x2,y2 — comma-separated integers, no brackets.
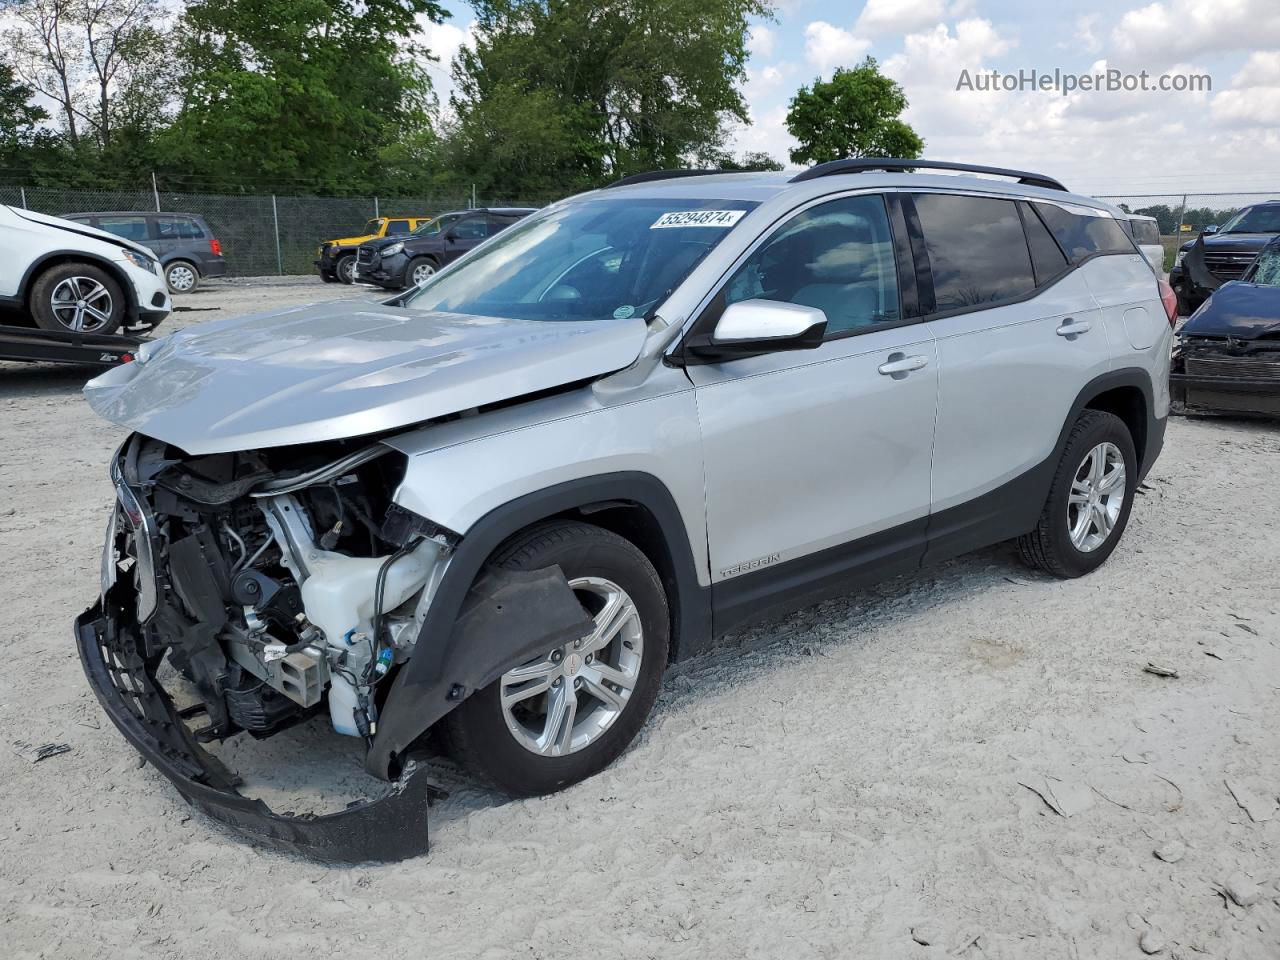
1158,278,1178,327
210,237,222,257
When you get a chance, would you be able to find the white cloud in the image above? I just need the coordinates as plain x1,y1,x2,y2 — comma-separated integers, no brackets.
1075,13,1103,53
803,22,872,76
855,0,973,36
1111,0,1280,65
747,25,776,59
1232,51,1280,87
883,19,1014,84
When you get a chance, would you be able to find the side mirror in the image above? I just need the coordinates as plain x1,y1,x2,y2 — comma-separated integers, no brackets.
686,299,827,361
1203,224,1219,235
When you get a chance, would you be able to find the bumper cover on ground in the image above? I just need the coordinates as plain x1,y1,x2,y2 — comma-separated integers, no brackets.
75,598,433,863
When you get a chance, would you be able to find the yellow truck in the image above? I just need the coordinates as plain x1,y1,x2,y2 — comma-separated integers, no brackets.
315,216,433,283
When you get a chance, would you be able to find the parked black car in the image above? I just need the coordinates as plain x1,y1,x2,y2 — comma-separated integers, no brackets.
355,208,537,290
1171,235,1280,418
1169,201,1280,315
61,211,227,294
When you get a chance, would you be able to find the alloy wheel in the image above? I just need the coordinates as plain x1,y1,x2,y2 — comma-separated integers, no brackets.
1067,441,1126,552
50,276,114,332
411,262,436,286
499,576,644,757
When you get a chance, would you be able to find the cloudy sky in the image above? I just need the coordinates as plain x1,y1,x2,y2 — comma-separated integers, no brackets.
423,0,1280,201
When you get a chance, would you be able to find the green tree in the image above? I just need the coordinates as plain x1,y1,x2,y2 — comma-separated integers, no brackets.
785,58,923,166
448,0,772,194
707,149,784,172
161,0,446,192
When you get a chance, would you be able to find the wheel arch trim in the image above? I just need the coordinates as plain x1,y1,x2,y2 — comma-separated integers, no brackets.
366,471,710,780
19,250,141,319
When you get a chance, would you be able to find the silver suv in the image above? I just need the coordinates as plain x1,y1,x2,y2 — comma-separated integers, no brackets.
76,159,1173,861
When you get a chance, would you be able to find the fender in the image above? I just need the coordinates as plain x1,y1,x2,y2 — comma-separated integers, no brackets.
923,366,1163,565
19,250,141,319
367,471,710,780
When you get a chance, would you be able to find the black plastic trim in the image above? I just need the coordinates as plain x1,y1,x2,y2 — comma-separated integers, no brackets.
367,472,710,780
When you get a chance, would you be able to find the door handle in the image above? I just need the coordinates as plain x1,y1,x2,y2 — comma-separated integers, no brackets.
1056,317,1092,337
877,353,929,376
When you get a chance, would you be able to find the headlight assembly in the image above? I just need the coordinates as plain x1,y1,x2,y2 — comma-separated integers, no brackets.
121,248,158,274
381,242,405,257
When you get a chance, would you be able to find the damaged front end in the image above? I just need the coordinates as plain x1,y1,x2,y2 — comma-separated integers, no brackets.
77,433,590,861
1171,335,1280,417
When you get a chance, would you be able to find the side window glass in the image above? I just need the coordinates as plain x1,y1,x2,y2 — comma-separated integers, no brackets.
98,216,149,242
452,216,490,240
1033,202,1134,261
386,219,411,236
155,216,203,240
722,194,901,337
912,194,1035,310
1019,202,1069,285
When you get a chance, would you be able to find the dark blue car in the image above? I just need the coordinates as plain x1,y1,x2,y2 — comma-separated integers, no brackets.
1169,201,1280,315
1171,235,1280,417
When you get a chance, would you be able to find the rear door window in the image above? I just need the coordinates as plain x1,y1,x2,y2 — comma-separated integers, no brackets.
1033,202,1135,261
96,216,149,242
155,216,205,240
1019,202,1069,285
1131,220,1160,245
911,194,1035,312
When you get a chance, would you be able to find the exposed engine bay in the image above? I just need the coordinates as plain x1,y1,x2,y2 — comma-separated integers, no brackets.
104,434,453,745
81,432,594,860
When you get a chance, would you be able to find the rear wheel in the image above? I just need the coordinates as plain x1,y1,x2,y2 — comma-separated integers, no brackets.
445,521,669,797
30,262,126,335
1017,410,1137,578
335,253,356,284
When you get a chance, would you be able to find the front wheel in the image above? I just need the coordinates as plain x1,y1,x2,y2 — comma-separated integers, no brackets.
335,253,356,284
445,521,670,797
1017,410,1137,578
30,262,126,335
164,260,200,294
404,257,437,289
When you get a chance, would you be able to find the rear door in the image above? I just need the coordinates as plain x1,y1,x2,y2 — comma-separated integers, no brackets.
914,192,1112,558
687,192,938,625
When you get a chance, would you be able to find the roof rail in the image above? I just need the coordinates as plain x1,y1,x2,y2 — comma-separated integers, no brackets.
605,169,740,188
788,158,1068,192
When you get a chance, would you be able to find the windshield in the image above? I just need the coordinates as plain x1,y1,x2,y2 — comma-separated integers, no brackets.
1219,206,1280,234
363,219,384,235
1249,244,1280,286
412,217,443,235
401,197,759,321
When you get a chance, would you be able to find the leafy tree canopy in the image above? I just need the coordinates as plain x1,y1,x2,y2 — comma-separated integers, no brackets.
785,58,923,166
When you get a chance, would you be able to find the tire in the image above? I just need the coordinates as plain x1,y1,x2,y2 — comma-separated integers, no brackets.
30,262,126,335
403,257,437,289
445,521,670,797
335,253,356,284
1017,410,1137,578
319,270,338,283
164,260,200,294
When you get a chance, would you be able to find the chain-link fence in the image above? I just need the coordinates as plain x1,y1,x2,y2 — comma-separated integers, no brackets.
4,184,1277,278
0,185,560,276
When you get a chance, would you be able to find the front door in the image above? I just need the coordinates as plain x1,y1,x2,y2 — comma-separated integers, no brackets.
685,193,939,627
442,214,490,264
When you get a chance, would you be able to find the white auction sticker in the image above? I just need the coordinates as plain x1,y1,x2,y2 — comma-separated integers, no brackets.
651,210,746,229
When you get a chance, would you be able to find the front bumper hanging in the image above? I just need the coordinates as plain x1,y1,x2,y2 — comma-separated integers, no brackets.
75,593,434,863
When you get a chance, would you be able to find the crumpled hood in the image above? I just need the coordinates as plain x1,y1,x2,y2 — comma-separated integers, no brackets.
1182,281,1280,340
83,300,650,454
1179,232,1275,253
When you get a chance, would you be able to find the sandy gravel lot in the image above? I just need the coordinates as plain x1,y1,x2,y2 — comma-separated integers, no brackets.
1,279,1278,959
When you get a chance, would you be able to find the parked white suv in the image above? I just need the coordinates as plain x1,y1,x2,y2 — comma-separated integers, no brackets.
0,205,171,334
77,160,1173,861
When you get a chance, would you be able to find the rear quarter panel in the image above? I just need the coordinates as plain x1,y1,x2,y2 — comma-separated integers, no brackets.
1082,254,1171,418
